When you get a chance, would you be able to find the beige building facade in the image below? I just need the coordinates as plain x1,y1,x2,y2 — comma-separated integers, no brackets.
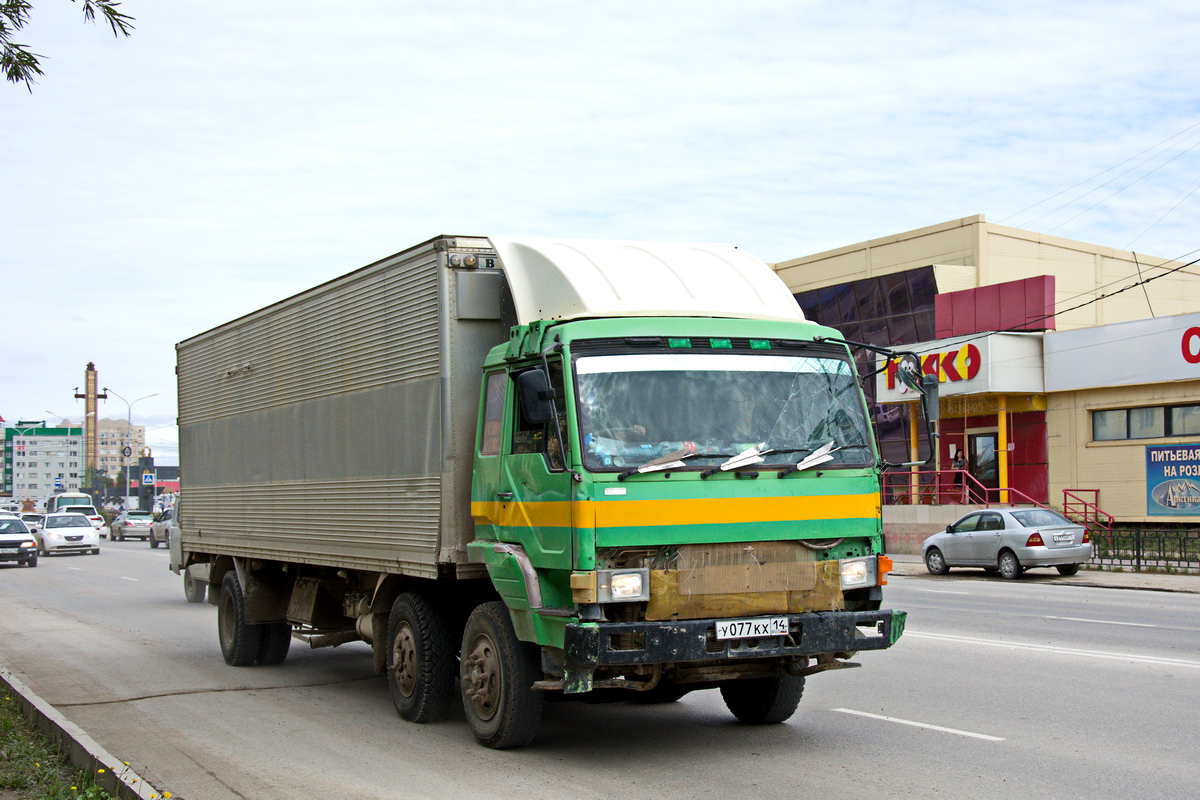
772,214,1200,525
95,417,146,479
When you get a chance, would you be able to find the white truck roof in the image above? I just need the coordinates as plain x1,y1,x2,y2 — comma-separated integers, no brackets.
489,237,807,326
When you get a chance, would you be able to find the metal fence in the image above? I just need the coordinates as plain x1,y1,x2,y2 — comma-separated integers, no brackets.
1090,528,1200,573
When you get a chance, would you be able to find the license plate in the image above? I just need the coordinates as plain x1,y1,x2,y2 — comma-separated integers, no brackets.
1053,533,1074,543
0,548,18,554
715,616,789,640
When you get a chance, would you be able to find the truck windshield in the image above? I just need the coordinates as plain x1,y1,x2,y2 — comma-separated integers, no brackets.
574,352,873,471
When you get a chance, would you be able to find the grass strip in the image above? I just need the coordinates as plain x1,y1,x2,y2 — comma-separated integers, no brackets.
1,691,115,800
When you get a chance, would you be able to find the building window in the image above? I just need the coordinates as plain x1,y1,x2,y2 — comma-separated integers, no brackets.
1093,404,1200,441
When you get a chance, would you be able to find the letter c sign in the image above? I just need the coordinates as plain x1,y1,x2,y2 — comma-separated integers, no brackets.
1184,327,1200,364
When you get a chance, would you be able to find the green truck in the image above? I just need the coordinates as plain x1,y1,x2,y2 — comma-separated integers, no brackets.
172,235,932,748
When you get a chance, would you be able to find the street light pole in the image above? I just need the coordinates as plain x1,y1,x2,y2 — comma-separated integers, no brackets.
102,388,158,512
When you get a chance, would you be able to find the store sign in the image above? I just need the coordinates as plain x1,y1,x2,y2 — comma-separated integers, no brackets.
885,343,981,391
1046,312,1200,392
1145,444,1200,516
876,332,1043,402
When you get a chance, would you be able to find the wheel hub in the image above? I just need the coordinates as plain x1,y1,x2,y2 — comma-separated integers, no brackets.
391,623,417,698
463,634,500,721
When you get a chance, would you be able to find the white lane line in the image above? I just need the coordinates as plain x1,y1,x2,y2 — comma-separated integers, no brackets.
120,576,138,582
914,588,970,595
907,630,1200,668
834,708,1005,742
1046,616,1157,628
68,567,84,571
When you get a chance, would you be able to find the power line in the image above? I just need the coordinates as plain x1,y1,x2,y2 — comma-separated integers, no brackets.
1001,121,1200,229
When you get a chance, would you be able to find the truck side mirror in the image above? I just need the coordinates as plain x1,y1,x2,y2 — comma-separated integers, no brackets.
920,374,939,424
517,368,556,425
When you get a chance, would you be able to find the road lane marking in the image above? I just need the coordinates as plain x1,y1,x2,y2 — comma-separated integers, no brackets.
120,577,138,582
1046,616,1157,628
914,588,970,595
907,630,1200,668
68,567,83,571
833,708,1005,741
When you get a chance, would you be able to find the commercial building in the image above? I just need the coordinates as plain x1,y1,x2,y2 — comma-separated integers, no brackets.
2,420,85,502
772,214,1200,546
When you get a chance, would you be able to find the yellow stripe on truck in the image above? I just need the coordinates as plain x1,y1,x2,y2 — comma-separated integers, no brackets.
471,493,878,529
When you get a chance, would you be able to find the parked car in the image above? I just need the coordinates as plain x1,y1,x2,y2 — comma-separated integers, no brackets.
60,505,108,538
20,512,45,533
36,513,101,556
148,507,176,549
0,517,38,567
923,507,1092,580
110,510,156,542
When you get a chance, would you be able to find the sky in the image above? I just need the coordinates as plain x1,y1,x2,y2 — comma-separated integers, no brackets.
4,1,1200,466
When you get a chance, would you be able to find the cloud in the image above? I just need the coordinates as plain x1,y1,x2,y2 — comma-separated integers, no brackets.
5,1,1200,466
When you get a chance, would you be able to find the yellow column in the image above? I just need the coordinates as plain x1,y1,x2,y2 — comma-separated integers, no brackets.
910,402,920,502
997,394,1009,504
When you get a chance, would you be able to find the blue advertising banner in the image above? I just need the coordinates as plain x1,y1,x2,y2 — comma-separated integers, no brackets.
1146,444,1200,516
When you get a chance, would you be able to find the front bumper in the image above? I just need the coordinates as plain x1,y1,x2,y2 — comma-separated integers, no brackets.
0,545,37,563
43,536,98,554
562,609,906,693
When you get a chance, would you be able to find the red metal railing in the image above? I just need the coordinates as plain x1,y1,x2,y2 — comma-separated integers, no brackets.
881,469,1049,509
1062,489,1114,532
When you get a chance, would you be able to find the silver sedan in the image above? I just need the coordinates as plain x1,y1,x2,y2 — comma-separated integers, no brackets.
922,507,1092,580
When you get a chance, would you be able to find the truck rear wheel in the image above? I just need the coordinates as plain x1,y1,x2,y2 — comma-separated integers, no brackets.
218,572,262,666
184,571,207,603
386,592,455,722
256,621,292,665
720,672,805,724
460,601,544,749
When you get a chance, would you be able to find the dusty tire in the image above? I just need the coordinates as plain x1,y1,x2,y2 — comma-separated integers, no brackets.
218,572,262,666
460,601,544,749
25,556,38,568
1056,563,1081,576
150,534,160,549
998,550,1024,580
184,571,207,603
720,673,806,724
386,592,456,723
256,621,292,665
925,547,950,575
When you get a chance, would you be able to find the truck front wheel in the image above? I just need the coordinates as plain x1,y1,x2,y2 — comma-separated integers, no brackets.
218,572,262,666
460,601,544,749
720,672,805,724
184,571,207,603
386,592,455,723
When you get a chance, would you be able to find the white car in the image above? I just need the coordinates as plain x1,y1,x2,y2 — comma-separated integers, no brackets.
37,513,101,556
59,504,109,539
149,507,177,549
110,510,156,542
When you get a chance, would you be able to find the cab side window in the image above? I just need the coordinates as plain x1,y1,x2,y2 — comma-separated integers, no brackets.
480,372,505,457
510,364,565,470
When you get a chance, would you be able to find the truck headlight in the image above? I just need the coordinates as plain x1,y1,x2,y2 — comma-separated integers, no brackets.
840,557,877,589
609,572,644,599
595,568,650,603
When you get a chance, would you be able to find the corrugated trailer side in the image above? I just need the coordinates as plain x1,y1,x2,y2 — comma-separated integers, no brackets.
176,236,511,578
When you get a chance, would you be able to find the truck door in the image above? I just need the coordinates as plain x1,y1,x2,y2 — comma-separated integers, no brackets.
494,363,574,575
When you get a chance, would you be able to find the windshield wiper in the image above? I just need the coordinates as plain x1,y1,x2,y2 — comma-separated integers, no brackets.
617,449,704,481
701,443,770,479
776,441,843,477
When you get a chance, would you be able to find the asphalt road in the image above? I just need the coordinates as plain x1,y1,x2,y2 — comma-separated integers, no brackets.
1,544,1197,800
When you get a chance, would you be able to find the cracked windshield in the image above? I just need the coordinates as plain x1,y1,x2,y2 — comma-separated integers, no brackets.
575,351,874,471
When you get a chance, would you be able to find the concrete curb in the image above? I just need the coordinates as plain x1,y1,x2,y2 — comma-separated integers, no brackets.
0,667,168,799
